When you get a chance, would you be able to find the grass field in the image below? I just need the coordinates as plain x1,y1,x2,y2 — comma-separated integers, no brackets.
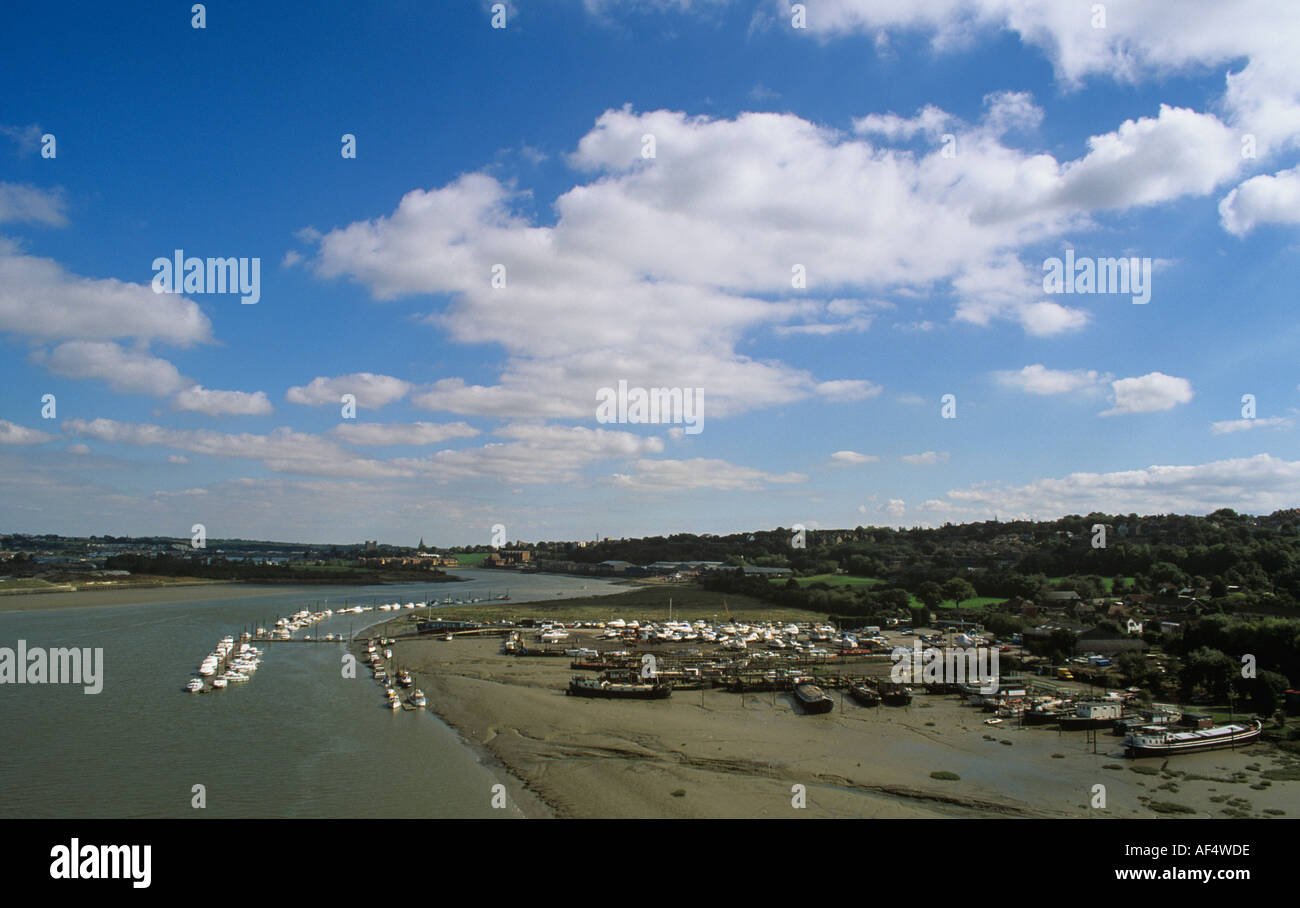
793,574,885,588
409,585,824,624
791,574,1003,609
909,595,1007,610
448,552,490,566
0,578,63,590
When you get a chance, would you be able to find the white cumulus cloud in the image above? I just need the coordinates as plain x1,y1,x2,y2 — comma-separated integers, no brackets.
1101,372,1194,416
286,373,412,409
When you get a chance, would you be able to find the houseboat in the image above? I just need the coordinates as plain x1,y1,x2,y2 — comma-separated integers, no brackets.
566,677,672,700
880,683,913,707
850,683,880,707
1124,718,1263,756
793,678,834,714
1113,706,1182,737
1022,698,1073,726
1058,701,1123,730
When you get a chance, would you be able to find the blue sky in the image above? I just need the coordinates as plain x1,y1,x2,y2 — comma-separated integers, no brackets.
2,0,1299,545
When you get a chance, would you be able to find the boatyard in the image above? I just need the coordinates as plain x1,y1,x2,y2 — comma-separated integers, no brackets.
342,608,1300,820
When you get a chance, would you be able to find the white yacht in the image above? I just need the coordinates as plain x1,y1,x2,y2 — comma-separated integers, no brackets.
185,679,204,693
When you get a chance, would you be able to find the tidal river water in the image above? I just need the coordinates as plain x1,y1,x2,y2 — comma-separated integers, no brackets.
0,569,625,818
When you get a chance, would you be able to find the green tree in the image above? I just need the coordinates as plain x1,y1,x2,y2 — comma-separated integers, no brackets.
917,581,944,609
1178,647,1236,700
941,577,977,608
1241,670,1290,715
878,589,912,611
1114,651,1152,688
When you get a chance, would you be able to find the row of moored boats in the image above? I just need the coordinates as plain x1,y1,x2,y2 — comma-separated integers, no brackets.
186,636,263,692
364,639,426,710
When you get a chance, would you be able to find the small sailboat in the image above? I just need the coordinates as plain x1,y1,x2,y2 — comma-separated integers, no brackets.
410,690,427,708
388,697,401,710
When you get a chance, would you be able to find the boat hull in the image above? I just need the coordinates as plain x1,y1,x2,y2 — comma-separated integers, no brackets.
1057,717,1118,731
1125,721,1262,756
794,683,834,714
849,686,880,707
567,680,671,700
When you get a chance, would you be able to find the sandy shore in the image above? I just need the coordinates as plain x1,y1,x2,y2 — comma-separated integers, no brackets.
386,631,1300,819
0,582,290,613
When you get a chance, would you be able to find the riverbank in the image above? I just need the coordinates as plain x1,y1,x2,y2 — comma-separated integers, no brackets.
0,581,291,613
383,631,1300,819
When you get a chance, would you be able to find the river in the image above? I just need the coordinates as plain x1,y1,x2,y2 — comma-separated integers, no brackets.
0,569,626,818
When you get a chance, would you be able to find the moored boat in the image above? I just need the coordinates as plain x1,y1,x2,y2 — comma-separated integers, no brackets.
880,683,912,706
1057,701,1123,730
566,676,671,699
1124,718,1262,756
185,679,203,693
849,684,880,707
1022,699,1073,725
410,689,427,708
793,678,834,714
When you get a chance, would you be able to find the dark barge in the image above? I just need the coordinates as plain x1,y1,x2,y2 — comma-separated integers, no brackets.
793,678,834,714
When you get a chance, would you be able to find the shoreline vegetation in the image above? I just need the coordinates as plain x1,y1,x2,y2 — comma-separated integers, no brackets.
0,571,462,612
97,553,467,586
0,564,467,606
0,582,307,612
